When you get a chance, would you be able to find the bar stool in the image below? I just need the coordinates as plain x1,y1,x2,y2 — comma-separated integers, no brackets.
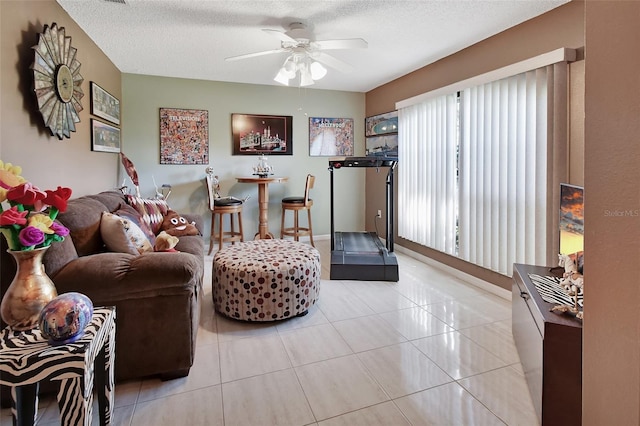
205,171,244,255
210,199,244,254
280,174,315,247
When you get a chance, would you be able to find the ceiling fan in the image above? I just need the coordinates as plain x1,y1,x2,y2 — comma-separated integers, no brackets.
225,22,368,87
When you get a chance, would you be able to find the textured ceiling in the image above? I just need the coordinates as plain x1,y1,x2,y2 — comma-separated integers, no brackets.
56,0,569,92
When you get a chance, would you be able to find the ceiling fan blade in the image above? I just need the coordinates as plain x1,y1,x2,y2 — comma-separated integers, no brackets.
263,29,298,44
313,52,354,74
225,48,285,62
314,38,368,50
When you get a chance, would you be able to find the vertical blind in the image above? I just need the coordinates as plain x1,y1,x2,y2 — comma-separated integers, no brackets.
458,67,551,275
398,94,458,255
398,64,564,277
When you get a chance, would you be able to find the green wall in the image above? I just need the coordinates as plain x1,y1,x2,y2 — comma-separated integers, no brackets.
121,74,366,240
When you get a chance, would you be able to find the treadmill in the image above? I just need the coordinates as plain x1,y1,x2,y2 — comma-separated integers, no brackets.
328,156,399,282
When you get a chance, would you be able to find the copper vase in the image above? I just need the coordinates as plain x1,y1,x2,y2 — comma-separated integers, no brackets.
1,247,58,331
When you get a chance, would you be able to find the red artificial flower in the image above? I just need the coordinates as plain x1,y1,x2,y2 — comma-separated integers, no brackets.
6,183,46,207
44,186,72,212
0,206,28,226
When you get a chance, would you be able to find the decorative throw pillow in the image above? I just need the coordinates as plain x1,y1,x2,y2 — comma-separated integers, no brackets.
100,211,153,255
125,195,169,234
113,203,156,245
159,210,200,237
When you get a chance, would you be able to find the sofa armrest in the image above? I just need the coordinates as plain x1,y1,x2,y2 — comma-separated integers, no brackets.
52,251,203,304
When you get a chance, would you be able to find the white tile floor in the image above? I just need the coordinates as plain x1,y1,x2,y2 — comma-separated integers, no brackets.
1,238,539,426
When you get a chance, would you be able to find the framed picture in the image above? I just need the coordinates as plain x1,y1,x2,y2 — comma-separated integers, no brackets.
366,134,398,157
160,108,209,164
365,110,398,137
309,117,354,156
91,119,121,153
559,183,584,256
232,113,292,155
90,82,120,125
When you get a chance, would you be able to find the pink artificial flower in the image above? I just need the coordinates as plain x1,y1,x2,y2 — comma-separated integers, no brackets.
18,226,45,247
0,206,28,226
50,222,70,237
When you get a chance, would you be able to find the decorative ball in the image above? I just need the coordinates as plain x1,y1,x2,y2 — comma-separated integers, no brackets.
38,292,93,345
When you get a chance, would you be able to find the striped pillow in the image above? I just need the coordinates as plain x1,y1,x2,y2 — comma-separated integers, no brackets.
125,195,169,235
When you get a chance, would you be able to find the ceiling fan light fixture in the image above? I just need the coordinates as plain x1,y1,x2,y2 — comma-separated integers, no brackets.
274,68,291,86
299,67,315,87
227,22,367,88
310,61,327,80
283,58,296,78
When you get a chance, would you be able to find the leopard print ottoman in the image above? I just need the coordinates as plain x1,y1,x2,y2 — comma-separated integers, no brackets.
212,239,321,321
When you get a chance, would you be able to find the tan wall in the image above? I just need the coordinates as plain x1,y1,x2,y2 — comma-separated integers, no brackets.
0,0,121,197
583,1,640,423
365,1,585,289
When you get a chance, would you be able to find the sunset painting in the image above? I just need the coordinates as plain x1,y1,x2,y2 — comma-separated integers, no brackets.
559,183,584,255
560,184,584,235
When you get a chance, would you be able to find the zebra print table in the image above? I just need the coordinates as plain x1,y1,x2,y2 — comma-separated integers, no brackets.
528,274,584,309
0,306,116,426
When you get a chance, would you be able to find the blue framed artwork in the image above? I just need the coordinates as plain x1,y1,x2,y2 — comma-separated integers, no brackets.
365,110,398,137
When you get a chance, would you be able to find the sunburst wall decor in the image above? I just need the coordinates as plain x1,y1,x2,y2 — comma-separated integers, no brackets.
32,23,84,140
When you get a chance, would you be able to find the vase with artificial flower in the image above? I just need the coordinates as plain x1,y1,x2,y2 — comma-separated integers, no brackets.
0,160,72,330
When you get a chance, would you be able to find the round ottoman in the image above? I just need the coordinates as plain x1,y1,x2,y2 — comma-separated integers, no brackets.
212,239,321,321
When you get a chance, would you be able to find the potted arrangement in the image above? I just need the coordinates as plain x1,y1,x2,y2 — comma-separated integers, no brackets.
0,161,72,330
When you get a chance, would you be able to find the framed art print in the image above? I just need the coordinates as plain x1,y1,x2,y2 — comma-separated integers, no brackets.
90,82,120,125
365,110,398,137
91,119,121,153
231,113,292,155
366,134,398,157
160,108,209,164
231,113,293,155
309,117,354,156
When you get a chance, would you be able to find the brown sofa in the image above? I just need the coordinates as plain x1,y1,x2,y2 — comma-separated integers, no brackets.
0,190,204,382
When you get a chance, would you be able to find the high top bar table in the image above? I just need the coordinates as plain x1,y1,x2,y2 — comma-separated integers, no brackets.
236,176,288,239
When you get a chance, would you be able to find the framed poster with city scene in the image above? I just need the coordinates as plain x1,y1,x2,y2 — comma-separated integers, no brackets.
91,119,120,153
160,108,209,165
232,113,292,155
365,110,398,137
309,117,354,156
90,82,120,125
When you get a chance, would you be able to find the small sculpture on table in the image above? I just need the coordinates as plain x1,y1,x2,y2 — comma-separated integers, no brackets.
551,253,584,320
253,155,273,178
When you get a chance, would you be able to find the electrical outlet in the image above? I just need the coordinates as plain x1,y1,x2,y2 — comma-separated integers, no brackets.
376,210,382,218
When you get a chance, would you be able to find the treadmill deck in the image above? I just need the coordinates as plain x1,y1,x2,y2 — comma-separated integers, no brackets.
330,231,399,281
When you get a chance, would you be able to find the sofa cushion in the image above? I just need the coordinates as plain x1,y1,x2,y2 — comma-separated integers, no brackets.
87,190,129,213
100,212,153,255
57,197,110,256
125,195,169,234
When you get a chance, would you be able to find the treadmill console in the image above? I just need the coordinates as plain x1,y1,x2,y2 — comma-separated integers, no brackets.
328,156,397,169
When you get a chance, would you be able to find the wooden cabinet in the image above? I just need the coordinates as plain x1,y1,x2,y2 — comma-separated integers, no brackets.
512,264,582,425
